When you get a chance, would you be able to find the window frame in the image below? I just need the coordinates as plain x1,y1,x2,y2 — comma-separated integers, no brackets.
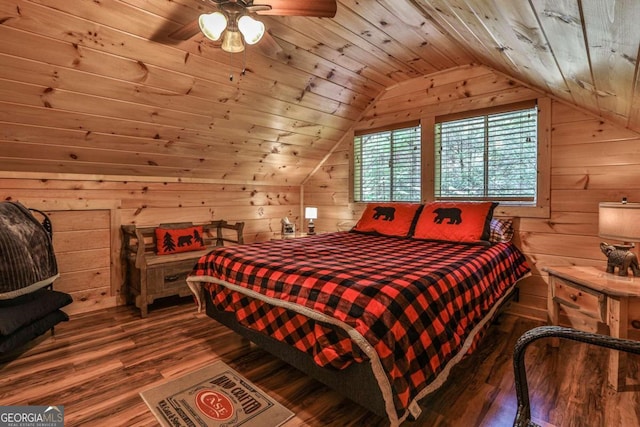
423,98,550,218
350,97,551,219
352,121,422,203
433,100,539,203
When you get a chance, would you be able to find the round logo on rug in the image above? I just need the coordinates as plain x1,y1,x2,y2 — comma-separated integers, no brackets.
195,389,234,421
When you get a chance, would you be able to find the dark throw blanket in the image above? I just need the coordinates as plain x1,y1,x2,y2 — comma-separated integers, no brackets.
0,202,59,299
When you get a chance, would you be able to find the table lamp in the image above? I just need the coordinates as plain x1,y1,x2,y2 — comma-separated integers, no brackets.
598,199,640,276
305,207,317,235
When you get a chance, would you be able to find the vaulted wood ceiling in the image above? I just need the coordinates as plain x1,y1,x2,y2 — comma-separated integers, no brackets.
1,0,639,184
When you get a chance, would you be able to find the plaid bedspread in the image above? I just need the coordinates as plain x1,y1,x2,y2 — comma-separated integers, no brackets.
188,232,529,424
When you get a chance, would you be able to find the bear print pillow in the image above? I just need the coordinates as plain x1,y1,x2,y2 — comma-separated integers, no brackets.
155,226,206,255
412,201,497,243
352,203,422,237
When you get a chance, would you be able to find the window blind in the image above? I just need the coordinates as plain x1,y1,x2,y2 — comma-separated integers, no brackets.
435,106,537,202
354,125,421,202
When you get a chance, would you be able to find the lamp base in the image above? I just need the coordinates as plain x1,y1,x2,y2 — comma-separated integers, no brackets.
307,221,315,235
600,241,640,277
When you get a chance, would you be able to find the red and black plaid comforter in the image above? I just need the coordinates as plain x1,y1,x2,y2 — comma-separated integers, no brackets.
189,232,529,423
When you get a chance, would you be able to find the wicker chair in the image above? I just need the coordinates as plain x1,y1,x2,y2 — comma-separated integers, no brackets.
513,325,640,427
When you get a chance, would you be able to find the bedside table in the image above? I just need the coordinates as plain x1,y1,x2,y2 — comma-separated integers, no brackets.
544,265,640,390
273,231,326,240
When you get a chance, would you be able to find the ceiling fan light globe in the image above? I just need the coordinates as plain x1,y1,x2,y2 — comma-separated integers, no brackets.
222,30,245,53
199,12,227,41
238,15,265,45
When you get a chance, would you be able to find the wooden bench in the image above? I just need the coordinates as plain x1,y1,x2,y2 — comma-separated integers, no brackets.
121,220,244,317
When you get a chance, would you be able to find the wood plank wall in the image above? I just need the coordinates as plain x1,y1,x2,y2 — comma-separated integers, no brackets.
0,0,354,185
0,175,299,314
303,64,640,326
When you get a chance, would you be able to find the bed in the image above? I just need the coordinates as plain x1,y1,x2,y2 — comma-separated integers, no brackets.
187,202,529,426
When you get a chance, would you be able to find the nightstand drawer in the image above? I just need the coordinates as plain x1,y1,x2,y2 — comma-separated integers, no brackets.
552,277,606,322
160,260,197,291
146,259,196,294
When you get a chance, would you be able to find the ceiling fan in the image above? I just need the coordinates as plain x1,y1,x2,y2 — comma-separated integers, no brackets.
169,0,338,54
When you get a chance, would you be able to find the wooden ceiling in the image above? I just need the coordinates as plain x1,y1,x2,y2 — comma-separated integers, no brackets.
1,0,639,184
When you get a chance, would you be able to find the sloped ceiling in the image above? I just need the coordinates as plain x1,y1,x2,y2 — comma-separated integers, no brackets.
1,0,639,184
414,0,640,131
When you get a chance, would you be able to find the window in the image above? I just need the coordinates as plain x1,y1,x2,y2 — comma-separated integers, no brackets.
353,123,421,202
434,104,538,204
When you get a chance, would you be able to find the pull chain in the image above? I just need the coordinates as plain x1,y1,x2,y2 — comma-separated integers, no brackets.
241,48,247,76
228,47,248,81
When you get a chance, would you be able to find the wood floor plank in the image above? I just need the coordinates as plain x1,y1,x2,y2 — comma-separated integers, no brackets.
0,298,638,426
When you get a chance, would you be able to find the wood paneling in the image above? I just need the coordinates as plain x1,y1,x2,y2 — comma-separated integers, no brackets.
1,175,299,312
0,0,370,183
2,1,639,183
2,1,640,184
414,0,640,133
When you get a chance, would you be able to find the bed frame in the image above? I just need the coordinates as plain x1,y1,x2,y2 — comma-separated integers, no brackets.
204,284,520,420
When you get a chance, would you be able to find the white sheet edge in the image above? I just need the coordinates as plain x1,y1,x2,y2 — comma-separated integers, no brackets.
187,275,400,426
186,273,529,426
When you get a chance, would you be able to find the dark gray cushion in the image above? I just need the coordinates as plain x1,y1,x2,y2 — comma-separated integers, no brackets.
0,310,69,354
0,289,72,336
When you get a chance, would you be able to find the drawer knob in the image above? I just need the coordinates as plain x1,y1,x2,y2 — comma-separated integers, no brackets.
165,274,181,282
569,294,578,302
632,320,640,330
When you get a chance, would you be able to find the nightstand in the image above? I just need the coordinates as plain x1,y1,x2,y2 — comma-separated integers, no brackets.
273,231,325,240
544,265,640,390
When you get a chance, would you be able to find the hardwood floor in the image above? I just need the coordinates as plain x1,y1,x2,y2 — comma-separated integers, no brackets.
1,298,638,427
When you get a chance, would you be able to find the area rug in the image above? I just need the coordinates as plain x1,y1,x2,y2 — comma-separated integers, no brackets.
140,361,294,427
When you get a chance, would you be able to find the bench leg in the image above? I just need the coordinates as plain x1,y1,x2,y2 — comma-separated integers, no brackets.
135,295,149,318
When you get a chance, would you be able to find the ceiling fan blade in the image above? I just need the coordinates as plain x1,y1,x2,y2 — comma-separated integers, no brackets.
255,0,337,17
246,5,272,13
168,18,202,41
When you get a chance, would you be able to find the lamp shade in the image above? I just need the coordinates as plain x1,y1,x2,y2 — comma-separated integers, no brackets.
221,30,245,53
305,207,318,220
199,12,227,41
238,15,265,45
599,202,640,241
